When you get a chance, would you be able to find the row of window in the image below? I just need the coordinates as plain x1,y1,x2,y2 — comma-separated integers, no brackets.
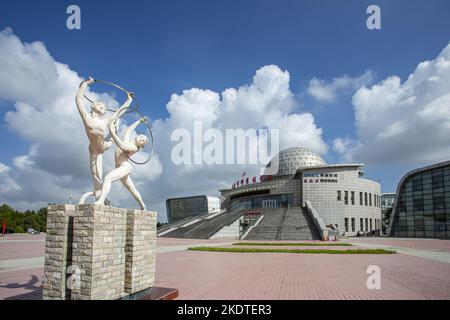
391,165,450,238
337,190,381,207
344,217,381,232
304,179,338,183
411,172,450,192
304,173,338,178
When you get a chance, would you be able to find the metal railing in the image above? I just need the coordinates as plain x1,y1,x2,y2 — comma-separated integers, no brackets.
304,201,339,241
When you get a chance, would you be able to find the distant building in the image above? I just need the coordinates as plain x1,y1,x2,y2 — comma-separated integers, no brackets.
160,147,382,240
166,195,220,224
220,147,382,236
389,160,450,239
381,193,395,235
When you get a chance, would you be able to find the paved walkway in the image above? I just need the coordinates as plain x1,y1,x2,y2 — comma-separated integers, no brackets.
1,235,450,300
348,241,450,264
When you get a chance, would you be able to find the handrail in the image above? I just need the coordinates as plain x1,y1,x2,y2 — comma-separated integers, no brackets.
276,206,289,240
304,200,339,241
241,214,265,240
208,210,244,238
157,209,221,233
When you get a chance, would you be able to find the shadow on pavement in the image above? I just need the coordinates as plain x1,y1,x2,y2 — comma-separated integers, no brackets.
0,275,43,300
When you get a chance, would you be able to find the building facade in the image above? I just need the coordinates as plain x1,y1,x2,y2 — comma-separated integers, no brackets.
381,193,396,235
166,195,220,224
389,161,450,239
302,164,381,235
220,147,382,236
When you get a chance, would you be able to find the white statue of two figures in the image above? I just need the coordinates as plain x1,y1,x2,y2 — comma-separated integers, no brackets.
76,77,148,210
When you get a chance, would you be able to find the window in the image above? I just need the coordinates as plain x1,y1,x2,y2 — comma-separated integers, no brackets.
369,193,372,206
344,191,348,205
414,220,424,231
345,218,349,232
413,198,424,211
412,177,423,191
360,192,363,205
351,218,355,232
398,199,406,212
337,190,341,201
370,219,373,231
360,218,364,231
351,191,355,205
433,195,445,209
432,174,443,189
365,218,368,231
364,193,368,206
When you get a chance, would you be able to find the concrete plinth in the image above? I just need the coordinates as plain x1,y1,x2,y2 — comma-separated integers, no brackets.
42,204,156,300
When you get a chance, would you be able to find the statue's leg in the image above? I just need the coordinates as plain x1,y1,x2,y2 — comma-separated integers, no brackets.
89,153,103,199
95,154,103,199
121,175,146,210
95,165,131,205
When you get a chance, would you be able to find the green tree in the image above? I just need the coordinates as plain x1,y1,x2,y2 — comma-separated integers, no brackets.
0,204,48,233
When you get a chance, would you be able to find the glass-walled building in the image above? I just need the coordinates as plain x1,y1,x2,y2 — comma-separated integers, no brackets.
166,195,220,224
389,161,450,239
381,193,396,235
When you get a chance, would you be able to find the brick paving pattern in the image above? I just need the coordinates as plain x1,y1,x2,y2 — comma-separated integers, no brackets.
1,235,450,300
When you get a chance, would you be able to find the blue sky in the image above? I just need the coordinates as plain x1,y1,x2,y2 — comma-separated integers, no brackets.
1,0,450,212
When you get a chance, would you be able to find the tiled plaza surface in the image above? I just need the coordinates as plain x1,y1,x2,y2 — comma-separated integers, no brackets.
1,234,450,300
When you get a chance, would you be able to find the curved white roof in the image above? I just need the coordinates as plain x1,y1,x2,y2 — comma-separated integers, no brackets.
264,147,326,176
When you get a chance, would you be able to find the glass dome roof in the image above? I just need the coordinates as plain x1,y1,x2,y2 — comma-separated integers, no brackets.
264,147,326,176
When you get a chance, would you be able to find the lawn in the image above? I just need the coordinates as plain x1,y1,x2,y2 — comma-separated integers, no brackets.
189,246,396,254
233,242,353,246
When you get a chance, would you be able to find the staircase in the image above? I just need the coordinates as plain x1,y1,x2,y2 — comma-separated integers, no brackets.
244,208,286,240
244,207,320,240
159,208,243,239
278,207,321,240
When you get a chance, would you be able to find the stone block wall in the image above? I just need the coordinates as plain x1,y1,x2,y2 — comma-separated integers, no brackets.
42,204,156,300
125,209,157,294
42,205,78,300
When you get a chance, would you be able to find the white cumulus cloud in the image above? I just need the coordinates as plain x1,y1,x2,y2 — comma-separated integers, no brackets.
0,162,10,173
0,29,327,221
334,42,450,166
0,28,162,210
307,70,374,103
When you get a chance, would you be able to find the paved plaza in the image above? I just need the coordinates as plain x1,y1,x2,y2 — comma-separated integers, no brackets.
1,234,450,300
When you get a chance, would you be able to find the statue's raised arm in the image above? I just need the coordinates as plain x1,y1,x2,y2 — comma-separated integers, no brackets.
76,76,95,123
106,91,134,125
109,119,139,154
123,118,146,143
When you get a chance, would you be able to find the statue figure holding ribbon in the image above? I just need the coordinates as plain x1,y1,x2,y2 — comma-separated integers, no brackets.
75,77,153,209
95,117,148,210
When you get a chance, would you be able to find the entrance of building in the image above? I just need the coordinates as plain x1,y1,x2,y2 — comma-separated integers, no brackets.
262,199,277,208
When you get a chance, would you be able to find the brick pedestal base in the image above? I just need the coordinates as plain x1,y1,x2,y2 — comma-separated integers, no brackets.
42,204,156,300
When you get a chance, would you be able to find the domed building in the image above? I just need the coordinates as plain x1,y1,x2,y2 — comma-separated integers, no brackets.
219,146,381,239
161,146,381,240
264,147,326,176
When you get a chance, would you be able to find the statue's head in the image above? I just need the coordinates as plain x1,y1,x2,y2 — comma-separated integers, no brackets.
135,134,148,148
91,101,106,115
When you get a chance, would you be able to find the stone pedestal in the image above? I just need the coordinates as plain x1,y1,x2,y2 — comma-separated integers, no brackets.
42,204,156,300
125,210,156,293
